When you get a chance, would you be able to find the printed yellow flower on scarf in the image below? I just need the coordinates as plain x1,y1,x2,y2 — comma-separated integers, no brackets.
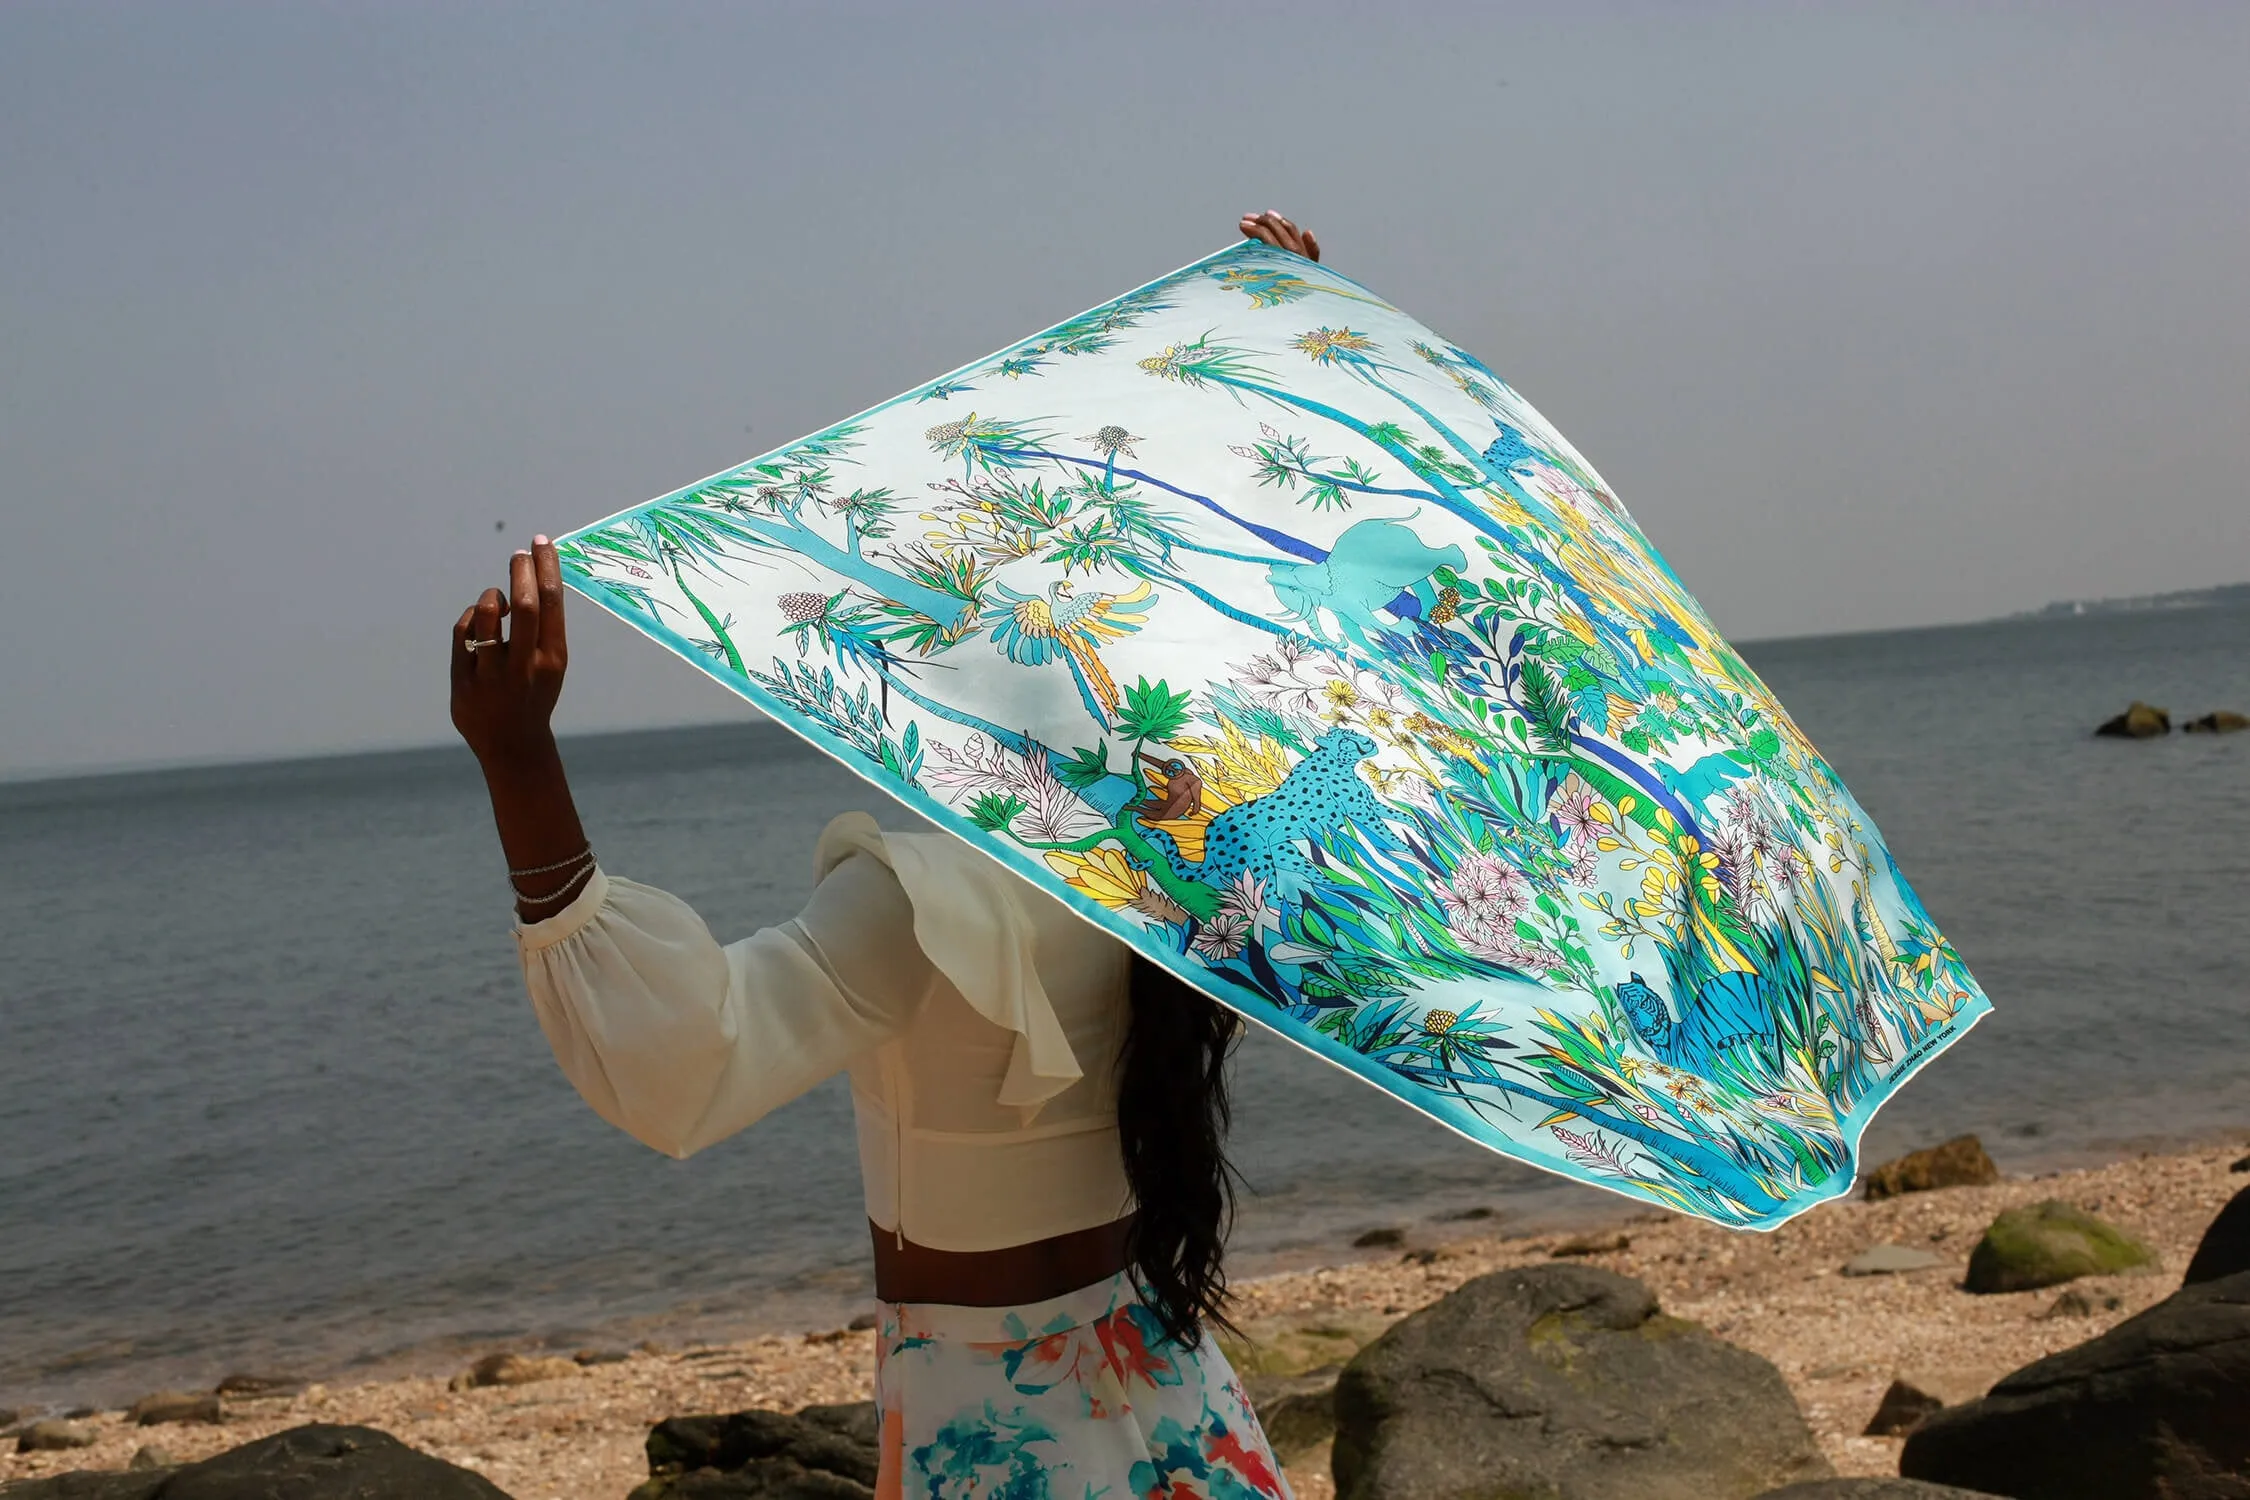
1046,847,1146,908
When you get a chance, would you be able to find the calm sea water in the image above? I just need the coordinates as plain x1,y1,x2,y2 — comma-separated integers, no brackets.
5,606,2248,1410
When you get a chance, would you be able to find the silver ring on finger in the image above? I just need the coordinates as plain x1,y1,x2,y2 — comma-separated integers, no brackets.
464,637,502,653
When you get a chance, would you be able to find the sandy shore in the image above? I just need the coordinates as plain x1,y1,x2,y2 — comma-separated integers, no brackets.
5,1140,2241,1499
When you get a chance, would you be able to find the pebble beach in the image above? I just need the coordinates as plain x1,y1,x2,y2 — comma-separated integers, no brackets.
6,1139,2241,1498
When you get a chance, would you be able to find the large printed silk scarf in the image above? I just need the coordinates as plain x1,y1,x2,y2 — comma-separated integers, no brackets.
558,241,1989,1228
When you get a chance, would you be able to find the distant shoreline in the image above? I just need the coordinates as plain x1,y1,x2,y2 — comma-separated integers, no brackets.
9,592,2250,788
2012,581,2250,619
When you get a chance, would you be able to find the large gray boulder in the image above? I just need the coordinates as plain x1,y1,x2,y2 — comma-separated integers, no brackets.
630,1403,878,1499
1331,1264,1831,1500
2183,1183,2250,1285
1900,1268,2250,1498
0,1468,173,1499
169,1425,509,1499
1754,1483,2001,1499
0,1425,508,1499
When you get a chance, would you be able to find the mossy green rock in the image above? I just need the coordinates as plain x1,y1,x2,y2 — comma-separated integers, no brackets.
1964,1199,2155,1293
1218,1310,1392,1378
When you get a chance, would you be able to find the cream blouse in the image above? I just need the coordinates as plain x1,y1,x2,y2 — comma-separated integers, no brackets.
513,812,1136,1252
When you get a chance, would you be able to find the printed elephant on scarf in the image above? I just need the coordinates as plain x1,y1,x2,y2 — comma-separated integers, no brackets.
1266,515,1467,656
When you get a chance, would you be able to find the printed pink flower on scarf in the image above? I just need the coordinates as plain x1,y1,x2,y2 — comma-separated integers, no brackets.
1439,853,1531,929
1705,824,1756,903
1191,912,1250,961
1550,777,1601,843
1455,924,1558,973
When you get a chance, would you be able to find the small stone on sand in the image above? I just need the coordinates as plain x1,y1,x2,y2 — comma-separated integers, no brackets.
1843,1244,1947,1276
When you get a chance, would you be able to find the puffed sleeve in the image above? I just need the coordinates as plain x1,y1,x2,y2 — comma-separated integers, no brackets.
514,853,933,1159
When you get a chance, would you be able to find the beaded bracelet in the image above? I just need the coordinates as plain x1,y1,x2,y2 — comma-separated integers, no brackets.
509,845,594,879
515,858,596,914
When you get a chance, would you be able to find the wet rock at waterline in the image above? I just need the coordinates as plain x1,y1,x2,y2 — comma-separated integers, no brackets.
1862,1136,2000,1201
2094,701,2171,737
447,1352,582,1390
210,1373,301,1398
2183,710,2248,732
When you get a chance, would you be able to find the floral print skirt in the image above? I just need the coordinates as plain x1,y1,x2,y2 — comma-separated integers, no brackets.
874,1270,1292,1499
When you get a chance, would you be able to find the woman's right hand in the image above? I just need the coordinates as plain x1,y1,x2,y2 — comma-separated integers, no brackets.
1239,210,1320,262
452,536,595,918
451,536,570,769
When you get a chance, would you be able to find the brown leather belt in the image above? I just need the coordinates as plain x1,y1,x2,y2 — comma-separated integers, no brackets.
869,1214,1135,1307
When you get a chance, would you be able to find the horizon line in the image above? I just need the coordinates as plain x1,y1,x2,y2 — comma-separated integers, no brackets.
6,596,2242,789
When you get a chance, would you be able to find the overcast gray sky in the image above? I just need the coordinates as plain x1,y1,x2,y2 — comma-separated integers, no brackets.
3,3,2244,777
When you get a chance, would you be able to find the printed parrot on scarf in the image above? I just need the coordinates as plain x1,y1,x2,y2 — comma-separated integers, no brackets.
985,579,1155,730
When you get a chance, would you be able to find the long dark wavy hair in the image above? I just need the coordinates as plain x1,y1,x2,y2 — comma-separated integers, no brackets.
1115,955,1243,1348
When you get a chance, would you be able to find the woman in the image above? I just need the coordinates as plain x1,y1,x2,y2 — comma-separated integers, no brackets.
449,214,1325,1495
